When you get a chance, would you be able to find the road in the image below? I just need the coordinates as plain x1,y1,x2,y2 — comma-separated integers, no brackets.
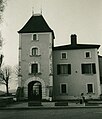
0,108,102,119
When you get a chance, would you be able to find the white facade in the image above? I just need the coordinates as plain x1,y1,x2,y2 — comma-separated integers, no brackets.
53,43,101,100
18,15,101,101
18,32,53,100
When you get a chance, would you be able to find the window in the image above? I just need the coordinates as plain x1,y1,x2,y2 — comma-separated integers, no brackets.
85,51,91,58
60,84,67,94
32,48,38,56
29,62,41,74
57,64,71,75
31,63,38,74
32,34,38,41
87,84,94,93
81,63,96,74
61,52,67,59
30,46,40,56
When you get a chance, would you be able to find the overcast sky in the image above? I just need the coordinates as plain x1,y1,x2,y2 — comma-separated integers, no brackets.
1,0,102,66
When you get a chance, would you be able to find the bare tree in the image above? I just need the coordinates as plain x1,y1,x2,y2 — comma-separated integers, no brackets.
0,0,7,67
13,65,19,77
0,0,6,21
0,65,12,95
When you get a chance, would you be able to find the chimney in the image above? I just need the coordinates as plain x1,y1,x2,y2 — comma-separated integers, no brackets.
71,34,77,45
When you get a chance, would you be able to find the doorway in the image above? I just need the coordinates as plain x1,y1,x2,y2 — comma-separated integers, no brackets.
28,81,42,101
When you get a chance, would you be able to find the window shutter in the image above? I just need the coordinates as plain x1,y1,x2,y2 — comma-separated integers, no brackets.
92,63,96,74
57,64,60,75
38,63,40,73
81,64,84,74
68,64,71,74
29,64,31,74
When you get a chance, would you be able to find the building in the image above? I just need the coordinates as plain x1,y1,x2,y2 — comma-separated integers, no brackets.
18,14,54,101
53,35,101,100
98,55,102,92
18,14,101,101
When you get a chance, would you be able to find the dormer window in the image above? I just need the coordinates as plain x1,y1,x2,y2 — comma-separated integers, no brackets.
61,52,67,59
85,51,91,58
32,34,38,41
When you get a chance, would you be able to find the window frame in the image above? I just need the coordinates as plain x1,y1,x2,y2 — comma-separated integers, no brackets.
84,51,91,59
32,34,38,41
31,63,38,74
57,64,71,75
60,83,68,94
29,62,41,74
30,46,40,56
32,47,38,56
81,63,96,74
61,52,67,59
86,83,94,94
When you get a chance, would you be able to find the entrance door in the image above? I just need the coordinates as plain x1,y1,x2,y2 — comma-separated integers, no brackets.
28,81,42,101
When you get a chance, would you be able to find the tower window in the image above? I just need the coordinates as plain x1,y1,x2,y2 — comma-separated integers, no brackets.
32,34,38,41
32,48,38,56
31,63,38,74
30,46,40,56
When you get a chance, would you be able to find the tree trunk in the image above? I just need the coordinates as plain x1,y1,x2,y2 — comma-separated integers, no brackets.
6,83,9,96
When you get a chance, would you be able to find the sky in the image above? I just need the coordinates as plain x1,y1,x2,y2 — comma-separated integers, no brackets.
1,0,102,66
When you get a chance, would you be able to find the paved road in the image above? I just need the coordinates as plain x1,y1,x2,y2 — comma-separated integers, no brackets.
0,108,102,119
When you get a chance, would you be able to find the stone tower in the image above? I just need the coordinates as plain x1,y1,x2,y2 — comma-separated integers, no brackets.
18,14,55,101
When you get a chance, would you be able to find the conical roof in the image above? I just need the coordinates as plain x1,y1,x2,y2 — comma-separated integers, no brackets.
18,14,55,39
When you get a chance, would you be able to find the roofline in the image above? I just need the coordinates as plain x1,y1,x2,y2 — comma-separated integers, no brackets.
53,44,100,50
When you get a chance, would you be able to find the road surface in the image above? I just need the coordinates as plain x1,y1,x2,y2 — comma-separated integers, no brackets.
0,108,102,119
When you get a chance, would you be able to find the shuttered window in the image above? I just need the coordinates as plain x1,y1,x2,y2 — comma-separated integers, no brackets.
57,64,71,75
81,63,96,74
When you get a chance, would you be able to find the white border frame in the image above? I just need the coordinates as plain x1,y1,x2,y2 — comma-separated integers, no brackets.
32,33,38,41
30,46,40,56
29,61,41,74
86,83,94,93
84,51,91,59
60,83,68,94
61,52,67,59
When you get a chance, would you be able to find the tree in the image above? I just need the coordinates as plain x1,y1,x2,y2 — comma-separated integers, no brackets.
0,0,7,67
13,65,20,77
0,54,3,67
0,0,6,21
0,65,12,95
0,0,7,48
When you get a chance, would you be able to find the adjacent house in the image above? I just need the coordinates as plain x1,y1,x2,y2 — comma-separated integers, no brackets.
99,55,102,92
53,34,101,100
18,14,101,101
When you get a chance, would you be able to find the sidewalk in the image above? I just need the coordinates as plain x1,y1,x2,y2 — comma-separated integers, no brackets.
1,101,102,110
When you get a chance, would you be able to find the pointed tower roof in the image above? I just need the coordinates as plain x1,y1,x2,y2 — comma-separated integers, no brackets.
18,14,55,39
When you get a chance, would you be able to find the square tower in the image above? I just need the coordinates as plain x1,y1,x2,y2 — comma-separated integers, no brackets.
18,14,55,101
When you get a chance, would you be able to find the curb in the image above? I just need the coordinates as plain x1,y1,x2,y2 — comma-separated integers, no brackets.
1,106,102,110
